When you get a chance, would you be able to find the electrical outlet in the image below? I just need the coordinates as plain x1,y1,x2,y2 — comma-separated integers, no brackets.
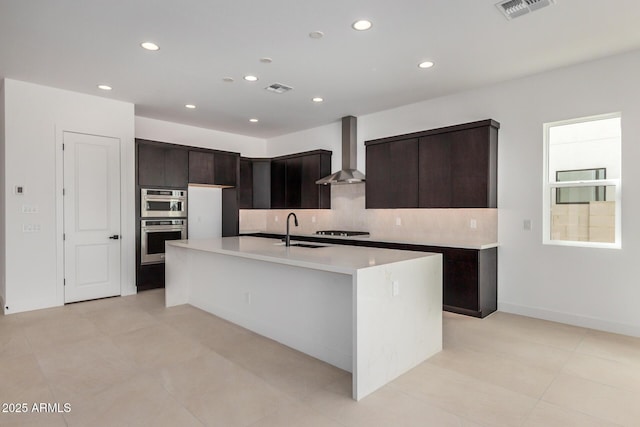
395,217,402,226
244,292,252,304
392,280,400,297
312,216,316,223
523,219,532,231
22,205,38,214
470,219,477,229
274,216,279,222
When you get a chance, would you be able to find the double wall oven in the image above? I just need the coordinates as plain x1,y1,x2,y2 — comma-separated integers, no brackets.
140,188,187,265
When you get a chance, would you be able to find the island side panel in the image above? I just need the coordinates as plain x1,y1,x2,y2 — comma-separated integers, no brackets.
353,254,442,400
165,244,191,307
184,249,353,371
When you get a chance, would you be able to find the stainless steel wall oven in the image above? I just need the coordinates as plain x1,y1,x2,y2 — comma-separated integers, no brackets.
141,188,187,218
140,219,187,264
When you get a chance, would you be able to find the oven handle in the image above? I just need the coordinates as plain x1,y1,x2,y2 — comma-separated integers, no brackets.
141,226,186,232
143,195,186,201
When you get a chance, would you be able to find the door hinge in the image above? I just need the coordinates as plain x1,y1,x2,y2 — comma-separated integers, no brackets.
63,233,66,241
62,143,65,150
63,278,66,286
62,188,65,196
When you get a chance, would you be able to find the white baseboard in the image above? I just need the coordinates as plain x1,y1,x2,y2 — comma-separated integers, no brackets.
498,302,640,338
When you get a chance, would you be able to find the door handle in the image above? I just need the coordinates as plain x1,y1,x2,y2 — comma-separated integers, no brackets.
109,235,120,240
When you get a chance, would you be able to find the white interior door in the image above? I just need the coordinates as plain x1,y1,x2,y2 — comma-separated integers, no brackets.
63,131,121,303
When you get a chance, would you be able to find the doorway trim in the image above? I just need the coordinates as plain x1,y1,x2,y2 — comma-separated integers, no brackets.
55,123,136,306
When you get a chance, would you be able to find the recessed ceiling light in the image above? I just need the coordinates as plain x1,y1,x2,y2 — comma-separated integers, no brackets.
309,31,324,39
259,57,273,64
249,118,259,123
97,84,112,91
185,104,196,109
140,42,160,51
418,61,435,69
222,77,234,83
312,97,324,103
352,20,372,31
244,75,259,82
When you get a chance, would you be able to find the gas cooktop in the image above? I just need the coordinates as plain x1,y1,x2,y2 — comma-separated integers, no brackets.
315,230,370,237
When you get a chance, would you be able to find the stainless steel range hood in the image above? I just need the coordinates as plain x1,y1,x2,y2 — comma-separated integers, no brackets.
316,116,366,185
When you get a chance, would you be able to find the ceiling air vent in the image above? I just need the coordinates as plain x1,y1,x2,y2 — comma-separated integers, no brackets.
265,83,294,94
496,0,555,20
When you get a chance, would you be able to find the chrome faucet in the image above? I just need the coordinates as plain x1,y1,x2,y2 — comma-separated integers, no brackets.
285,212,298,247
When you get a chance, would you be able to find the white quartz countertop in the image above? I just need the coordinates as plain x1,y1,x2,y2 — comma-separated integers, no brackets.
240,231,498,250
166,236,438,275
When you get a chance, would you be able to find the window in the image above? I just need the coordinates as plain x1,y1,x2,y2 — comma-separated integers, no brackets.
543,113,621,248
555,168,606,204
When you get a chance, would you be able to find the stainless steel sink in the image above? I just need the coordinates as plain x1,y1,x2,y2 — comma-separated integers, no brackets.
289,243,326,248
273,241,327,248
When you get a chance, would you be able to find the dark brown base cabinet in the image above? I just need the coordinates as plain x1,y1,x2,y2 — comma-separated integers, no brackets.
245,232,497,318
442,247,497,317
365,119,499,209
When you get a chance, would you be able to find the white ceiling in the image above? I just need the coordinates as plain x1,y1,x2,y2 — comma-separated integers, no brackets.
1,0,640,138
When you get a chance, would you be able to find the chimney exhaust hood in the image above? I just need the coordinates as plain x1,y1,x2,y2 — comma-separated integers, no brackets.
316,116,366,185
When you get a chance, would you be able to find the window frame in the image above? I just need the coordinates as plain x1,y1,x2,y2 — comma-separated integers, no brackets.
542,112,622,249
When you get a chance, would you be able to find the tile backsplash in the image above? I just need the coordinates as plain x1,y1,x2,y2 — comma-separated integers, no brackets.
239,184,497,244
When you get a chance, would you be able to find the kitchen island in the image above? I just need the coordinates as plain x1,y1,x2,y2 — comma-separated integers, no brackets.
165,236,442,400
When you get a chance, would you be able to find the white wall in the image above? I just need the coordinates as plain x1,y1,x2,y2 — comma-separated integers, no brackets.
3,79,135,314
0,80,5,312
135,116,267,157
265,121,343,171
266,49,640,337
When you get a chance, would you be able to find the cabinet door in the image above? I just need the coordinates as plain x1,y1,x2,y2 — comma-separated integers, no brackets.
300,153,331,209
164,148,188,188
214,152,238,187
301,154,322,208
366,139,419,208
252,160,271,209
138,144,166,187
189,151,214,185
270,159,286,209
443,249,479,312
450,127,491,208
419,135,452,207
239,159,253,209
285,156,303,208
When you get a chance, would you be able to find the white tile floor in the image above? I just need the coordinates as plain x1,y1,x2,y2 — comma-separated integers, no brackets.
1,289,639,426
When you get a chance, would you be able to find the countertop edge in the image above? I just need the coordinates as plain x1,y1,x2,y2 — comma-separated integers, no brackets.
166,237,440,275
240,231,499,250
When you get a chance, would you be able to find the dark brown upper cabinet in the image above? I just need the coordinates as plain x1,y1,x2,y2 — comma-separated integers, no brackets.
365,138,419,209
270,159,287,209
137,140,188,188
240,158,272,209
214,152,238,187
365,119,499,209
188,150,238,187
239,158,253,209
268,150,331,209
188,150,214,185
